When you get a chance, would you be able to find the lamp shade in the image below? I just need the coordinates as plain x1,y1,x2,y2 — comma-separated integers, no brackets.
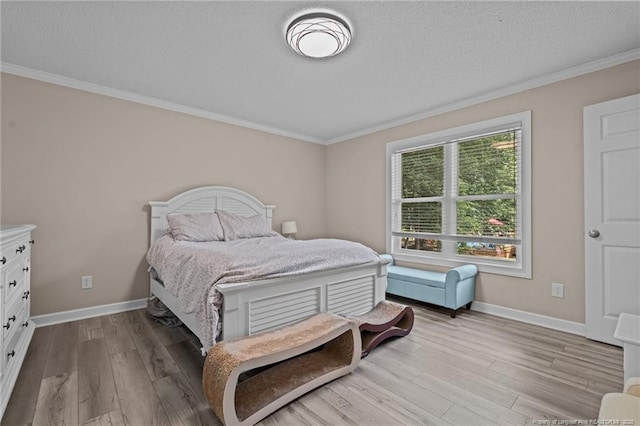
282,221,298,235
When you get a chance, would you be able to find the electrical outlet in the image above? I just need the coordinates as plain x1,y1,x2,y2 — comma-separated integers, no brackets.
551,282,564,298
81,275,92,290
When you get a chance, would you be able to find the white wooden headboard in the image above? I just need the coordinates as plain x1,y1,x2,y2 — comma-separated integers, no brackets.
149,186,276,244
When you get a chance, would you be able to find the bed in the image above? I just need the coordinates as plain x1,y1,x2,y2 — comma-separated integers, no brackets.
148,186,389,353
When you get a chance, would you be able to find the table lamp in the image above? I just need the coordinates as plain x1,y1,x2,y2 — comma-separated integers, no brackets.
281,221,298,239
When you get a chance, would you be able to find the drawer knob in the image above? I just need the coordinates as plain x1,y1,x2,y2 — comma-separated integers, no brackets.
16,246,24,254
23,266,29,272
7,350,15,358
9,315,16,322
22,291,30,299
3,322,10,330
22,322,29,328
1,256,5,264
9,280,17,287
29,239,35,245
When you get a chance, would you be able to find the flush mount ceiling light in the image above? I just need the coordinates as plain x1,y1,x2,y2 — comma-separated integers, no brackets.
286,11,352,58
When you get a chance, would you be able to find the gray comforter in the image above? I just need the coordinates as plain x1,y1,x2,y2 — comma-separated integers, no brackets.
146,234,379,350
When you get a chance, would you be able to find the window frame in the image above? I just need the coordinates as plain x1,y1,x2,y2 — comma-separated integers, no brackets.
386,111,532,278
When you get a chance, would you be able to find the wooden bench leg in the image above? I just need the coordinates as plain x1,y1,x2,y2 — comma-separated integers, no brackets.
452,302,472,317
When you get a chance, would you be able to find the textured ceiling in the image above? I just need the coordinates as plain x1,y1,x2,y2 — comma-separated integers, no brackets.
2,1,639,143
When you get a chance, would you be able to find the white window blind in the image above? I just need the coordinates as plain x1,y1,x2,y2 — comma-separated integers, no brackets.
390,123,523,261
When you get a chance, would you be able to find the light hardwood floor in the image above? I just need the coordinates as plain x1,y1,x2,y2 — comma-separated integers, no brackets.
2,298,623,425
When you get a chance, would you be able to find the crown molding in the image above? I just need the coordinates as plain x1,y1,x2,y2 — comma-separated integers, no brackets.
0,62,324,145
3,48,639,146
325,48,640,145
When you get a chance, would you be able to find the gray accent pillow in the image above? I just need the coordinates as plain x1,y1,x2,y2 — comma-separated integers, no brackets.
216,210,279,241
167,212,225,242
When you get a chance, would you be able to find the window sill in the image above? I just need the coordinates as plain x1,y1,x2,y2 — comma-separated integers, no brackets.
391,251,532,279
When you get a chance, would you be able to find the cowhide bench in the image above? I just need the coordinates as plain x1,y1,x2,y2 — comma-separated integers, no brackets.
202,312,361,426
350,300,414,357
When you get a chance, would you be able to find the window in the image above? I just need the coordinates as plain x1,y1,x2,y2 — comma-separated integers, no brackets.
386,111,531,278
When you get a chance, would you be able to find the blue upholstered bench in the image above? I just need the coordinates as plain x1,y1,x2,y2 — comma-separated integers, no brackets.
381,255,478,318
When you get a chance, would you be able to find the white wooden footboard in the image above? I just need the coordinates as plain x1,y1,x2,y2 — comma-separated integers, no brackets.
150,260,388,349
218,261,388,341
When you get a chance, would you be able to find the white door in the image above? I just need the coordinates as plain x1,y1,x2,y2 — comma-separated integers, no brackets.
585,93,640,345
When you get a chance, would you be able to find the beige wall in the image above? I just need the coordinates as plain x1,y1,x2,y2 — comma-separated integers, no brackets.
1,73,327,316
2,61,639,322
326,60,640,324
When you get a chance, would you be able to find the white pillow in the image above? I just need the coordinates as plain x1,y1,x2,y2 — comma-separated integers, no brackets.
167,212,224,242
216,210,278,241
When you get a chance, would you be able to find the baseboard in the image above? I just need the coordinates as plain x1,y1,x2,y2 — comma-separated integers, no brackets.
30,297,586,336
471,301,586,336
31,298,148,327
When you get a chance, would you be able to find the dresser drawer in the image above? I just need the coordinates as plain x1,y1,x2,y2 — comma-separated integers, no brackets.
3,261,27,304
0,237,30,268
3,294,26,342
2,318,24,376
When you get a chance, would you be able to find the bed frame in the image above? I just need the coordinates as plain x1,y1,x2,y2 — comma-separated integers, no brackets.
149,186,388,351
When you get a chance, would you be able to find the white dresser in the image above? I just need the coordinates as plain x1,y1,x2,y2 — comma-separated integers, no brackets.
0,225,36,420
